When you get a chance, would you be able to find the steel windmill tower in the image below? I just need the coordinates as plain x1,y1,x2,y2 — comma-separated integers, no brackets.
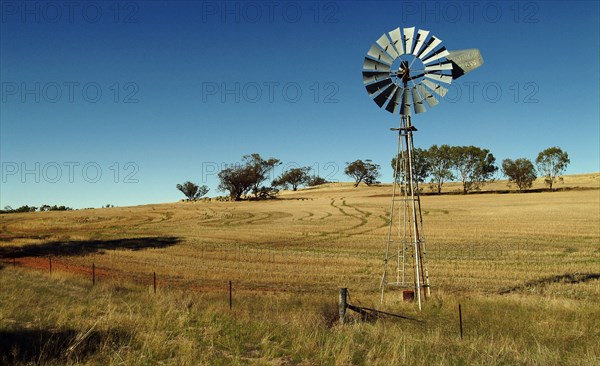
362,27,483,309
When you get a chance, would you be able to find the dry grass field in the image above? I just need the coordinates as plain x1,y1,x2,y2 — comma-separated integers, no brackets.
1,173,599,365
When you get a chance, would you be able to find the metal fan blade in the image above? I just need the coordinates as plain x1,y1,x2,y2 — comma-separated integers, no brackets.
416,83,439,108
400,87,411,116
412,29,430,56
445,48,484,79
362,71,391,84
424,61,453,72
424,72,453,84
367,44,393,65
422,46,450,65
408,73,425,81
363,57,391,72
373,83,397,107
411,87,426,114
385,87,403,114
417,36,442,60
403,27,415,54
388,27,404,55
376,33,399,59
365,78,393,95
423,79,448,97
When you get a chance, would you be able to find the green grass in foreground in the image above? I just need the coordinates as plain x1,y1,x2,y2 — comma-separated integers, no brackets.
1,268,599,365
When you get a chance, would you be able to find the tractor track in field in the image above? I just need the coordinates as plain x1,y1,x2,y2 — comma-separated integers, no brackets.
243,211,294,225
222,212,256,226
297,211,315,221
325,198,377,238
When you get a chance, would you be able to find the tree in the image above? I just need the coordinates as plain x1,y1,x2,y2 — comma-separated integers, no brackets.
391,147,429,183
11,205,37,213
451,146,498,194
427,144,454,194
535,147,570,190
502,158,537,191
242,153,281,197
176,181,209,200
307,175,328,187
40,204,72,211
345,159,381,187
273,167,311,191
218,166,255,201
254,186,279,199
218,153,280,200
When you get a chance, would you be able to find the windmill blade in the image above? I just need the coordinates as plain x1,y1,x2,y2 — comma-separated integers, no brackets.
417,36,442,60
367,44,393,65
411,87,426,114
412,29,430,56
385,87,403,114
416,83,439,108
445,48,484,79
423,79,448,97
363,57,391,72
373,83,398,108
362,71,391,84
424,61,453,72
388,27,404,56
422,46,450,65
403,27,415,54
408,73,425,81
424,72,453,84
362,70,390,78
365,78,393,95
376,33,399,59
399,87,411,116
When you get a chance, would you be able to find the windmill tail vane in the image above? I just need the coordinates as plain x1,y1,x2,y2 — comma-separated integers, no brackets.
363,27,483,309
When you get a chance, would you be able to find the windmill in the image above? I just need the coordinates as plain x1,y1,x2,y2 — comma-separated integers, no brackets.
362,27,483,309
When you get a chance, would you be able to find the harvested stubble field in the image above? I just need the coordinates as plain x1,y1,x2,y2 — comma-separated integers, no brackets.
1,174,599,365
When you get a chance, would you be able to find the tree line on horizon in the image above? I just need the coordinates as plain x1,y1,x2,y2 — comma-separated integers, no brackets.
177,147,570,201
0,204,73,214
0,147,571,213
176,153,330,202
384,145,568,194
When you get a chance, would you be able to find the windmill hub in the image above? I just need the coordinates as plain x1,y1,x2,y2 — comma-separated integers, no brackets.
392,57,425,87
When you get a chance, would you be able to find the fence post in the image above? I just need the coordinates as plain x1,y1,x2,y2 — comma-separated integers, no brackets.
92,263,95,286
153,272,157,294
49,256,52,273
339,288,348,325
229,280,232,310
459,303,463,340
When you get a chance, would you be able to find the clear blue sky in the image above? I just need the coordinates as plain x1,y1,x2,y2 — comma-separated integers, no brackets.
1,0,598,208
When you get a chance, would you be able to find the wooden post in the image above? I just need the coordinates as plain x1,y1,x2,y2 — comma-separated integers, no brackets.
92,263,95,286
458,304,463,340
339,288,348,325
153,272,157,294
49,256,52,273
13,258,16,267
229,281,232,310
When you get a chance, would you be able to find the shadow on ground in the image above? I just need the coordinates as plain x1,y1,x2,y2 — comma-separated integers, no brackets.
499,272,600,294
0,328,132,365
0,236,181,259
